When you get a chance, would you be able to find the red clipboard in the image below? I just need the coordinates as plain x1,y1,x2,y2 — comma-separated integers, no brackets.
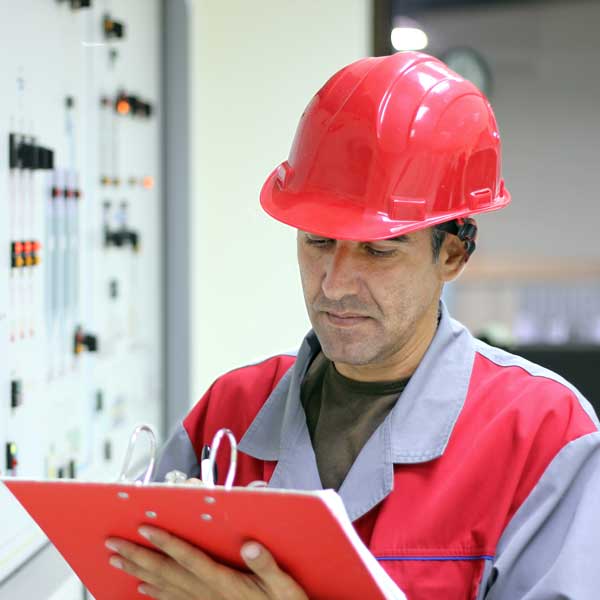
2,478,406,600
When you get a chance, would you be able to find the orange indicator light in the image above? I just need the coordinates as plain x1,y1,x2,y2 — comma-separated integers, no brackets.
117,99,130,115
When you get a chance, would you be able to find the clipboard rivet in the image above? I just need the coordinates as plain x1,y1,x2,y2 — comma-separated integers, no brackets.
200,514,213,521
204,497,216,504
117,492,129,500
145,511,157,519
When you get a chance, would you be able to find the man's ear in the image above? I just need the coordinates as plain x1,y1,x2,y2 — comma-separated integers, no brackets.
439,234,469,283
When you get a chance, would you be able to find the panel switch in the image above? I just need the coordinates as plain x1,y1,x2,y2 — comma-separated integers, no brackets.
104,14,125,39
74,326,100,354
70,0,91,9
11,380,22,409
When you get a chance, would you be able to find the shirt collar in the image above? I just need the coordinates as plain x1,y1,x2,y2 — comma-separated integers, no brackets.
238,302,476,519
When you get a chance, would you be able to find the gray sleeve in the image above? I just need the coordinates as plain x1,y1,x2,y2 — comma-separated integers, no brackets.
151,421,202,482
484,431,600,600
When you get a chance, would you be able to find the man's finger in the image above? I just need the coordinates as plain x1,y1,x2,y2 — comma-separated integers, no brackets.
185,478,204,486
106,537,201,596
137,582,189,600
108,551,178,595
241,542,309,600
137,526,222,587
107,538,175,576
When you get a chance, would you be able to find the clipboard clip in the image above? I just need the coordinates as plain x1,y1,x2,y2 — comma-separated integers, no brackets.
202,428,237,489
118,425,240,490
166,428,238,489
118,424,157,485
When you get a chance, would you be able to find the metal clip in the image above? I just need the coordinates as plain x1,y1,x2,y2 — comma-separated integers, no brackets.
118,424,157,485
205,428,237,489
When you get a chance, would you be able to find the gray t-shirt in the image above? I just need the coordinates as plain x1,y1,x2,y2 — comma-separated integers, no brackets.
301,352,409,491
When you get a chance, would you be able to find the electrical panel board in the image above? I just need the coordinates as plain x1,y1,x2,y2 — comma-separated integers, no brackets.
0,0,163,591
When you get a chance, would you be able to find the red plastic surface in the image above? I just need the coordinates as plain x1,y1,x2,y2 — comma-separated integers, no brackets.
3,480,389,600
261,51,510,241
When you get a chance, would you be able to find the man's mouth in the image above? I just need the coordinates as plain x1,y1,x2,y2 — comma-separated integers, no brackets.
324,312,370,327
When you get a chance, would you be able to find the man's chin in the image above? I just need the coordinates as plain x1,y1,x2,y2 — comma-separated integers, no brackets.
317,340,378,367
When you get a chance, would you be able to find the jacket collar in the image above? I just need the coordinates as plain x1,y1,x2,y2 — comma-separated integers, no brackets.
239,302,475,520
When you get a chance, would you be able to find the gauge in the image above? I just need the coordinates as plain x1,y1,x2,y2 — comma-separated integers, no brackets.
441,47,493,96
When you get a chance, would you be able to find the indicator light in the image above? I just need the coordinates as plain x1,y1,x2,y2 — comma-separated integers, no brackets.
23,241,33,266
31,240,42,265
116,97,130,115
6,442,18,473
11,242,24,268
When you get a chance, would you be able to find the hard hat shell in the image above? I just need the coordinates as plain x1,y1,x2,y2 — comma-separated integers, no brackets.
260,51,510,241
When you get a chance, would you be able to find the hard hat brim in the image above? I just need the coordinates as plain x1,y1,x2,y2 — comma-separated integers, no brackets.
260,168,511,241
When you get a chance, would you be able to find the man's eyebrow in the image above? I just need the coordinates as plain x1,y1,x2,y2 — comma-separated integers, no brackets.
383,234,410,243
361,235,411,244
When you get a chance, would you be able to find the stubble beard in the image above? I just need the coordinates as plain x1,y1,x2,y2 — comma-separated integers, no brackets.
311,312,413,368
308,292,429,369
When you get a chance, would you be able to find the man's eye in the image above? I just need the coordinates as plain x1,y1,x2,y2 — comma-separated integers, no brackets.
365,245,396,257
305,236,332,247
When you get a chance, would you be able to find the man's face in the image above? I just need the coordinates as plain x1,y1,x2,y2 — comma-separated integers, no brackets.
297,228,455,375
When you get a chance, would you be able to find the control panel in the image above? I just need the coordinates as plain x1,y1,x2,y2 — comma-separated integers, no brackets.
0,0,163,586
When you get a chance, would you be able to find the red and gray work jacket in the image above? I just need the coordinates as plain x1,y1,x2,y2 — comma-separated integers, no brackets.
154,304,600,600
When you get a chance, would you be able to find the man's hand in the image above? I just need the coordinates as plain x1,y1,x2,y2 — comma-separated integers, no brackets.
106,525,309,599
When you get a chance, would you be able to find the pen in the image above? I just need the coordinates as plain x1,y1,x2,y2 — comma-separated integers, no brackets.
200,445,218,484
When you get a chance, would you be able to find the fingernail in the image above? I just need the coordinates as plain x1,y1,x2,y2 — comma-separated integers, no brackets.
105,540,120,552
241,542,261,561
109,556,123,570
138,585,149,596
138,526,153,540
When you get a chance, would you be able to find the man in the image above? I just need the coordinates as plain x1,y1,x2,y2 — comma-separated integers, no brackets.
106,52,600,599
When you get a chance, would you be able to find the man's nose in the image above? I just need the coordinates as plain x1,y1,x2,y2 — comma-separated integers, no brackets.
321,245,360,301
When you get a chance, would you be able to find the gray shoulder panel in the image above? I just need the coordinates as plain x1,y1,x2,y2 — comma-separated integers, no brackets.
474,338,600,429
486,431,600,599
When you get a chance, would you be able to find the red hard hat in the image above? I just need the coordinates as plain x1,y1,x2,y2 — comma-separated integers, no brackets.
260,51,510,241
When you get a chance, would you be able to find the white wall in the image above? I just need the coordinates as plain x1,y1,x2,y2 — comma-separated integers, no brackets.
189,1,371,399
417,0,600,260
414,1,600,338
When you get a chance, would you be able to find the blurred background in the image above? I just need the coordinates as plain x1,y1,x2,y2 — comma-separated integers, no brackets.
0,0,598,597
